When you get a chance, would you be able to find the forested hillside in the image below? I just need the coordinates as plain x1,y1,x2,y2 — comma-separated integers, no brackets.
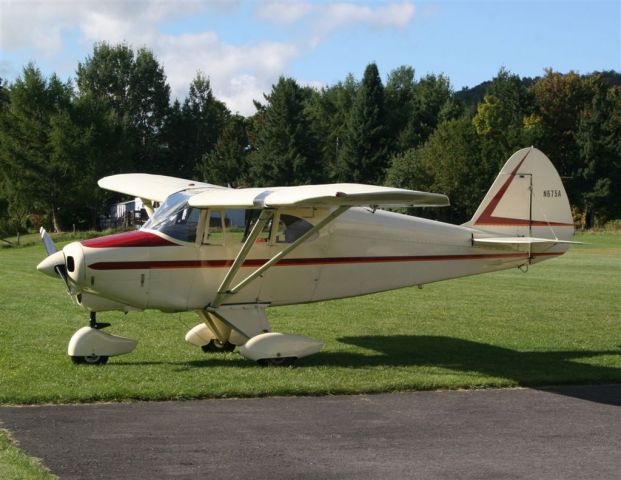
1,42,619,234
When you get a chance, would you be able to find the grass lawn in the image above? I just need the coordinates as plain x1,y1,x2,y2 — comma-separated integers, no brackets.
0,430,56,480
0,232,619,405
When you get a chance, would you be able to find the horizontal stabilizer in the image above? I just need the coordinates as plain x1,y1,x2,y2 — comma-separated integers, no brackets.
473,236,583,247
189,183,449,209
98,174,221,203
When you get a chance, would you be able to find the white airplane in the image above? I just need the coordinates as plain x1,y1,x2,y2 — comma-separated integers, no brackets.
37,147,576,366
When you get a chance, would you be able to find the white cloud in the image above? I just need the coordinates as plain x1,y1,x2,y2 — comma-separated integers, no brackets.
80,11,136,45
157,32,298,115
256,1,314,24
314,2,415,46
0,1,74,54
256,1,416,46
0,1,414,115
0,1,194,54
0,0,298,115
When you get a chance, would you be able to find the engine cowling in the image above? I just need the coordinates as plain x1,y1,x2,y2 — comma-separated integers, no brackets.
76,293,140,313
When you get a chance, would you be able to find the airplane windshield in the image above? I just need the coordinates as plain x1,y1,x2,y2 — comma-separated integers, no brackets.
142,191,201,243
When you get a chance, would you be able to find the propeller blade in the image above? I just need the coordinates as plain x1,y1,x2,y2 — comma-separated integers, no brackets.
40,227,57,255
37,229,74,295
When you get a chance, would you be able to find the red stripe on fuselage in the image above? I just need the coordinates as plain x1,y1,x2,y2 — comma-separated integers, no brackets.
82,231,178,248
87,252,563,271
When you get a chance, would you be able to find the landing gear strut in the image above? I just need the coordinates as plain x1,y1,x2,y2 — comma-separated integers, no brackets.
89,311,110,330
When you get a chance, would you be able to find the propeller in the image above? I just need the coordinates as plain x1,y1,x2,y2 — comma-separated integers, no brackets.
37,228,73,294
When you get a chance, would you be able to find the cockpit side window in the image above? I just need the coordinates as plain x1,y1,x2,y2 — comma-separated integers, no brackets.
204,209,272,245
143,192,190,229
142,191,201,243
156,205,200,242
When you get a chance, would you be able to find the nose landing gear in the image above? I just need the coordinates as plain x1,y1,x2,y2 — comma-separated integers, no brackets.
89,312,110,330
68,312,137,365
71,353,109,365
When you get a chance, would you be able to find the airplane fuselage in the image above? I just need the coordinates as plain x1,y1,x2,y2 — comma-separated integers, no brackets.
63,206,571,313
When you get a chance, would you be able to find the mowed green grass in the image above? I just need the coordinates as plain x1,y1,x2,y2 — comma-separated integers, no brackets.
0,232,619,405
0,431,56,480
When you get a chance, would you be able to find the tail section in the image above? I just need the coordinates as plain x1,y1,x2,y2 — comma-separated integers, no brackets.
465,147,575,241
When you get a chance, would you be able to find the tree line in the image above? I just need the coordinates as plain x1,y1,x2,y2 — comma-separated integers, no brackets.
0,42,619,234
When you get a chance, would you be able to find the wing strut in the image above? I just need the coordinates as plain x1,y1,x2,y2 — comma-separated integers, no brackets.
211,209,273,308
209,205,350,309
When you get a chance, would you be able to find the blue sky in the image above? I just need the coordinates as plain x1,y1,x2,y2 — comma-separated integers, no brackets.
1,0,619,115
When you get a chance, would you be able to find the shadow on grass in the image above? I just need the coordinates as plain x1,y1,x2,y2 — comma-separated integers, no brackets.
109,335,621,405
109,359,255,369
313,335,621,405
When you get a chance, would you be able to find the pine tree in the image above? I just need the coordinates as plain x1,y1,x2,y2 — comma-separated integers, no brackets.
164,73,229,179
305,74,358,181
384,66,416,154
0,64,73,231
340,63,387,184
200,115,249,187
248,77,321,186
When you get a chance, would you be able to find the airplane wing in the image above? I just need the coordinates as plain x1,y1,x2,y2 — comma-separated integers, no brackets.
188,183,450,209
98,174,222,203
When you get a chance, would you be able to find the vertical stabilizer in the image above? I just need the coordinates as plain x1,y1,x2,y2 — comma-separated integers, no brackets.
464,147,574,240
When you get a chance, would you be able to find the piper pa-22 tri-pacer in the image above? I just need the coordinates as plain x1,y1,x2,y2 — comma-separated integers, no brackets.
37,147,577,366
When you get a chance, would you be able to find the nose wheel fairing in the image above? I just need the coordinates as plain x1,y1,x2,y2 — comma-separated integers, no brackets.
68,326,137,363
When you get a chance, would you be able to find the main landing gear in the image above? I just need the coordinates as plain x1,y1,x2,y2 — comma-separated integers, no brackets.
186,313,324,367
201,339,236,353
68,312,137,365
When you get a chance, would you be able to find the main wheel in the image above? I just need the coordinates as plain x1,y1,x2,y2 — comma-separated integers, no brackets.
257,357,297,367
71,355,109,365
201,339,236,353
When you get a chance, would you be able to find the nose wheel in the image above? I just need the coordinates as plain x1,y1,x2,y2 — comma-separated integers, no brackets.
68,313,137,365
71,354,109,365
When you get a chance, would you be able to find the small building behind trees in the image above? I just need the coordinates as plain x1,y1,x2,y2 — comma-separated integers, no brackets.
99,198,148,230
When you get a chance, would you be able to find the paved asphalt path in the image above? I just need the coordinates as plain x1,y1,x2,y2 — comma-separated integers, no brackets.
1,385,620,480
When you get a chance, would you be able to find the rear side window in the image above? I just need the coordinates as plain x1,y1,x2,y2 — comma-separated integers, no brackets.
275,215,316,243
242,210,272,243
205,210,224,245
